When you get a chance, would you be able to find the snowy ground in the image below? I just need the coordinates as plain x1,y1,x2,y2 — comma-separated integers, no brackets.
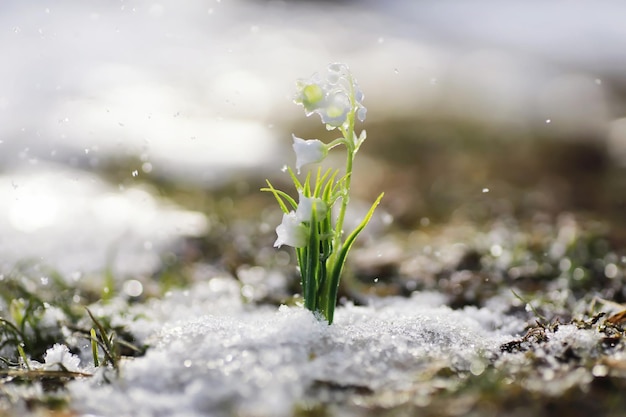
68,280,521,417
1,1,626,416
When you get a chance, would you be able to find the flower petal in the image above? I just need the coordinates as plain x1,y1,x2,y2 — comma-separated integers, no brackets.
295,191,328,222
294,74,325,115
292,135,328,173
274,211,308,248
357,106,367,122
294,63,366,129
317,91,350,128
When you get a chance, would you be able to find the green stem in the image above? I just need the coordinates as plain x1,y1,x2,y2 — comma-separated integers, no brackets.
332,80,357,256
333,148,353,254
323,75,359,322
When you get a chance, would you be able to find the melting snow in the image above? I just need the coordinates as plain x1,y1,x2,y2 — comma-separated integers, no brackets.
69,278,521,417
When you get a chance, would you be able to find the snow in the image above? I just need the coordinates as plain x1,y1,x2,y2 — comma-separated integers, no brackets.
68,278,520,417
43,344,81,372
0,164,208,276
495,324,604,396
0,1,622,415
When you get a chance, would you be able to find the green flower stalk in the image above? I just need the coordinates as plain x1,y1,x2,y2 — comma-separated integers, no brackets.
263,63,383,324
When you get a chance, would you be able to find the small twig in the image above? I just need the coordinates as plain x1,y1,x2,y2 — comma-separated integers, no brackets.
0,369,92,378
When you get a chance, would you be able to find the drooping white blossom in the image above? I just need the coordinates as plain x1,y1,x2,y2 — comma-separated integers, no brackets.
294,75,325,116
318,91,351,128
274,211,308,248
294,63,366,130
292,135,328,173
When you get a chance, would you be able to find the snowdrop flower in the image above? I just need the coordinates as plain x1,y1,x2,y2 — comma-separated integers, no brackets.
43,344,81,372
318,91,351,128
263,63,382,324
292,135,328,173
327,63,344,84
295,191,328,222
327,63,367,123
294,63,366,130
294,75,325,116
274,211,308,248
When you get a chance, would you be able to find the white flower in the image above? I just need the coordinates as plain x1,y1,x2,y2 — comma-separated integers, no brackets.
295,191,328,222
318,91,351,128
274,192,328,248
274,211,308,248
43,344,81,372
327,63,345,84
294,75,325,116
294,63,366,129
292,135,328,173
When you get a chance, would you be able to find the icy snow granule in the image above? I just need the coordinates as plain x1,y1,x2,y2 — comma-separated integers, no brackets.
44,344,81,372
547,324,602,353
69,280,518,417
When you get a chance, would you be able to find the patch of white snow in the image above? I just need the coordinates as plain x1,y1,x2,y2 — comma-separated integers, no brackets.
69,279,519,417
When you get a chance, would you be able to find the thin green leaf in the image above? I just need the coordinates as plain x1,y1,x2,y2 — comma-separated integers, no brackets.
0,318,24,341
90,328,100,367
331,172,349,198
261,180,297,213
295,247,305,298
316,213,333,315
85,308,108,347
303,171,312,197
287,166,303,190
304,209,320,311
322,170,339,201
339,192,384,261
326,192,384,324
313,167,331,198
299,247,308,302
17,344,30,371
85,307,118,367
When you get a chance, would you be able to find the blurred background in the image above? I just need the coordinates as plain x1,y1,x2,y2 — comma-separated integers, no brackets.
1,0,626,283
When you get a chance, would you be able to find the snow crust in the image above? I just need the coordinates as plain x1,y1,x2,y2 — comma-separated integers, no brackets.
69,278,519,417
